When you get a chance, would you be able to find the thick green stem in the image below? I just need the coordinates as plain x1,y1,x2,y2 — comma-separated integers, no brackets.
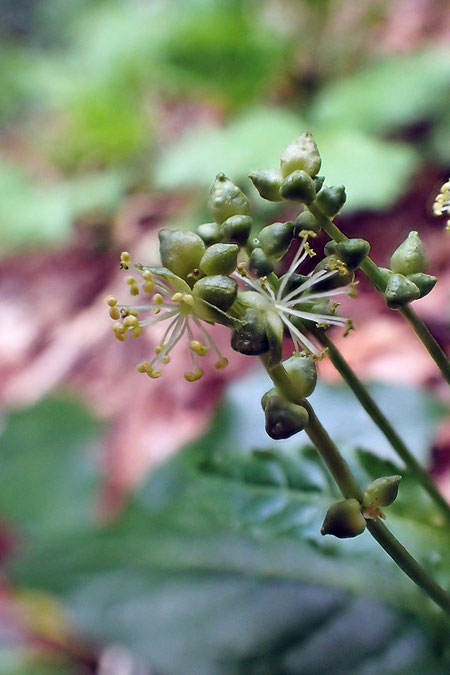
309,327,450,522
307,202,450,383
261,357,450,613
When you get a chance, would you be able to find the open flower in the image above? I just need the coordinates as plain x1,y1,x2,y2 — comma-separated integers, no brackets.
233,234,353,358
433,179,450,231
107,253,231,382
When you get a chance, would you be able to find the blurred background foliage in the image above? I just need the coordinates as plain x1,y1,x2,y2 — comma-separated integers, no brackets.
0,0,449,672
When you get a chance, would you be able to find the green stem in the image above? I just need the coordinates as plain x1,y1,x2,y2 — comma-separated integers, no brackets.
307,202,450,383
309,327,450,522
261,357,450,613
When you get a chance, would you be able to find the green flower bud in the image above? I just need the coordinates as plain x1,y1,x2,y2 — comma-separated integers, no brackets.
321,499,366,539
384,273,420,310
280,170,316,204
335,239,370,270
283,353,317,398
231,291,283,366
261,388,309,440
406,273,437,299
313,255,354,290
315,185,347,217
280,131,321,179
248,247,274,277
220,215,253,246
258,221,294,260
208,173,250,224
197,222,223,246
390,231,428,276
278,272,309,295
231,305,269,355
248,169,282,202
199,243,239,276
295,210,321,234
159,229,205,281
193,275,237,322
363,475,402,509
377,267,393,290
313,175,325,192
324,240,337,256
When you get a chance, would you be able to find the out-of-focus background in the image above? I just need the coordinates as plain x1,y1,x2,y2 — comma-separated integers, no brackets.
0,1,449,672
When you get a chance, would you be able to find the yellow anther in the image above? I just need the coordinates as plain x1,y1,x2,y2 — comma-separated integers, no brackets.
153,294,163,305
190,340,205,355
149,370,162,379
106,296,117,307
109,307,120,320
214,357,229,370
120,252,131,270
123,315,138,327
171,292,183,302
184,368,203,382
142,270,153,281
130,285,139,296
183,294,194,306
344,319,354,337
154,345,163,354
126,275,135,285
131,325,141,338
237,262,247,276
162,356,170,364
137,362,151,373
143,281,154,293
304,242,316,257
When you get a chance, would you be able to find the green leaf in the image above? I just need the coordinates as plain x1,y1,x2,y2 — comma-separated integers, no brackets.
0,396,101,538
311,48,450,134
155,107,417,211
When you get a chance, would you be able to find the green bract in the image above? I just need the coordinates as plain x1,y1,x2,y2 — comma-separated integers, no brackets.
159,229,205,282
261,388,309,440
390,231,428,276
280,131,321,179
199,243,239,276
321,499,366,539
208,173,250,225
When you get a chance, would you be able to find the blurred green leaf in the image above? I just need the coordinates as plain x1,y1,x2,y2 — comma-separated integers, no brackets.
0,396,101,538
155,107,417,211
311,48,450,134
0,649,76,675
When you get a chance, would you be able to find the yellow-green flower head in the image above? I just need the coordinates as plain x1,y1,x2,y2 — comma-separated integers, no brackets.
234,234,353,358
107,253,231,383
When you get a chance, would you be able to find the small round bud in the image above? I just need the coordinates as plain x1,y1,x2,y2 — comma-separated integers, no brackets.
231,305,269,356
249,169,282,202
295,210,321,234
315,185,347,217
278,272,309,295
313,175,325,192
280,170,316,204
193,275,238,322
283,353,317,399
248,247,274,277
261,388,309,440
384,273,420,310
390,231,428,276
335,238,370,270
406,273,437,299
197,222,223,246
363,475,402,509
280,131,321,179
313,255,354,290
208,173,250,224
159,229,206,281
199,243,239,276
258,221,294,260
321,499,366,539
220,215,253,246
324,240,337,256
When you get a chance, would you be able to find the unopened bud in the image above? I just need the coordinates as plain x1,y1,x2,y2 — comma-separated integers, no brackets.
363,475,402,509
197,222,223,246
295,210,321,234
193,275,237,322
248,247,274,277
313,175,325,192
283,352,317,399
159,229,205,281
208,173,250,224
249,169,282,202
315,185,347,217
390,231,428,276
313,255,354,290
384,273,420,309
335,239,370,270
220,214,253,246
280,170,316,204
200,243,239,276
231,305,269,356
406,273,437,299
321,499,366,539
261,388,309,440
280,131,321,178
258,221,294,260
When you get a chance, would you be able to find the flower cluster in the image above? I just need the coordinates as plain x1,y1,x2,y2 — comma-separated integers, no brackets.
433,178,450,231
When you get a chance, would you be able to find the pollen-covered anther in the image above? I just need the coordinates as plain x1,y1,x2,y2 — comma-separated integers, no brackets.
190,340,208,356
344,319,354,337
106,296,120,320
149,370,162,379
184,368,203,382
348,280,359,299
214,357,229,370
182,293,195,306
171,292,183,303
137,362,152,374
120,251,131,269
113,324,126,342
125,275,139,296
304,242,316,257
237,262,247,276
